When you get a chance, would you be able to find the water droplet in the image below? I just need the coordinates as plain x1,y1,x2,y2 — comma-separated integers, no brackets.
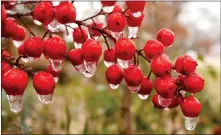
104,61,115,68
7,94,23,113
49,58,63,72
109,83,119,89
52,1,60,6
111,31,123,39
74,42,82,49
164,107,170,111
138,94,149,100
47,19,62,32
12,40,23,48
54,77,59,83
38,94,53,104
94,36,100,40
28,56,39,62
128,85,141,93
83,61,97,78
117,58,133,69
184,116,197,131
158,95,172,108
132,11,142,18
128,26,138,39
33,20,42,26
102,5,115,13
21,57,31,63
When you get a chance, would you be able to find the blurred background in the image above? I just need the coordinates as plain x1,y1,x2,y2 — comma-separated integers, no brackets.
1,1,220,134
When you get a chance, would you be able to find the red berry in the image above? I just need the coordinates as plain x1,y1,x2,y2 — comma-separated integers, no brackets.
101,1,116,6
90,21,103,37
137,76,153,95
151,54,172,77
213,127,221,135
68,48,83,66
1,61,12,75
152,93,164,109
33,2,54,25
144,39,164,59
24,37,44,58
18,43,26,56
105,64,123,85
168,96,181,108
124,65,143,87
126,1,146,13
82,39,102,62
55,2,76,24
33,71,55,95
46,64,61,77
154,75,176,98
2,0,16,10
107,12,126,32
12,25,26,41
2,17,18,38
112,3,124,13
175,74,185,86
1,5,7,24
104,48,116,63
115,38,136,60
157,28,174,47
2,50,11,60
126,10,144,27
183,72,205,94
174,55,197,75
180,96,201,117
73,27,88,43
2,68,28,95
44,35,67,59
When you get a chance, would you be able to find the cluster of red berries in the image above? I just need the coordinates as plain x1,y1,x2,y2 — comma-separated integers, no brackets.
1,1,205,131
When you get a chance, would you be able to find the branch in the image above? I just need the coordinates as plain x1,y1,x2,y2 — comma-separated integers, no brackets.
82,9,104,22
17,16,35,36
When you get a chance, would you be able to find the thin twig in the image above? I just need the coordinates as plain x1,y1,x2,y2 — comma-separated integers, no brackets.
102,33,110,50
17,16,35,36
147,70,152,79
82,9,104,22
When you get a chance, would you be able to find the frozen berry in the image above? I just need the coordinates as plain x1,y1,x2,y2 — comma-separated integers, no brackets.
46,64,61,78
180,96,201,117
168,96,181,108
104,48,116,63
73,27,88,44
126,10,144,27
55,2,76,24
152,93,164,109
90,21,103,37
107,12,126,32
1,61,12,75
126,1,146,13
115,38,136,60
112,3,124,13
33,71,55,95
151,54,172,77
157,28,174,47
144,39,164,59
124,65,143,87
2,68,28,95
68,48,83,66
137,76,153,96
24,37,44,58
12,25,26,41
183,72,204,94
2,17,18,38
44,35,67,59
106,64,123,85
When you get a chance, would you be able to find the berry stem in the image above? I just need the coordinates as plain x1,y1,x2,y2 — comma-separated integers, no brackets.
147,70,152,79
102,33,111,50
17,16,35,37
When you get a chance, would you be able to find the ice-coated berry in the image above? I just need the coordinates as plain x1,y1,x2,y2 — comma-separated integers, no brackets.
68,48,83,66
180,96,201,117
24,37,44,57
152,93,164,109
112,3,124,13
126,10,144,27
137,76,153,95
46,64,61,78
2,17,18,38
124,65,143,87
73,27,88,43
157,28,174,47
2,61,12,75
144,39,164,59
90,21,103,37
126,1,146,13
105,64,123,85
12,25,26,41
104,48,116,63
107,12,126,32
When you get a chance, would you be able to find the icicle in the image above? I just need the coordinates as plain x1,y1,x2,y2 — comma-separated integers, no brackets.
49,58,63,72
38,93,53,104
184,116,198,130
7,95,23,113
74,42,82,49
102,5,115,13
158,95,172,108
138,94,149,100
104,61,115,68
128,26,138,39
83,61,97,78
109,83,119,89
33,20,42,26
47,19,62,32
128,85,141,93
117,58,133,69
12,40,23,48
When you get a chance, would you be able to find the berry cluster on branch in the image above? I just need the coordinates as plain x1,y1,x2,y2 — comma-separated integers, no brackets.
1,1,205,131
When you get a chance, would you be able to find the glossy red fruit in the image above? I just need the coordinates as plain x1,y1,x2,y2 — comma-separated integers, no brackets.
115,38,136,60
183,72,205,93
112,3,124,13
18,43,26,56
2,68,28,95
126,10,144,27
144,39,164,59
101,1,116,6
106,64,123,85
82,39,102,62
2,50,11,60
151,54,172,77
33,2,54,25
174,55,197,75
124,66,143,87
1,5,7,24
168,96,181,108
104,48,116,63
107,12,126,32
157,28,174,47
2,61,12,75
44,35,67,59
24,37,44,57
137,76,153,95
73,27,88,43
12,25,26,41
126,1,146,13
55,2,76,24
46,64,61,77
68,48,83,66
152,94,164,109
33,71,55,95
154,75,176,98
2,17,18,38
175,74,185,86
90,21,103,37
180,96,201,117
